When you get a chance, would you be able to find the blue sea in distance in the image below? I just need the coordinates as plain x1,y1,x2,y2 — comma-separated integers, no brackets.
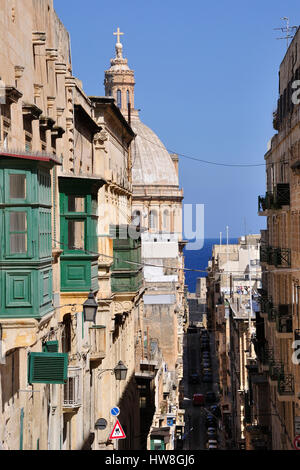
184,238,239,293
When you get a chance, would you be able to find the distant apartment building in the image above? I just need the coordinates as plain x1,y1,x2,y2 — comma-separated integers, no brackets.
257,26,300,450
206,235,262,449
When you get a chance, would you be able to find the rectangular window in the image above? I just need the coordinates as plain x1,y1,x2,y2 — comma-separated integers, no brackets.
10,211,27,253
10,174,26,199
68,196,85,213
68,220,84,251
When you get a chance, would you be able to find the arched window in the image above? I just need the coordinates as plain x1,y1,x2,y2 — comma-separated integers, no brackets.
117,89,122,108
127,90,130,105
163,209,169,232
149,210,158,230
132,210,141,226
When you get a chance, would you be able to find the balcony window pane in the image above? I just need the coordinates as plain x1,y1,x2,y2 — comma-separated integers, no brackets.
10,211,26,231
10,233,27,253
68,196,85,212
68,220,84,250
10,212,27,253
10,174,26,199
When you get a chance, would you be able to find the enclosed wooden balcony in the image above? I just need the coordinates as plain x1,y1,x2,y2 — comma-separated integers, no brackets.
89,325,106,361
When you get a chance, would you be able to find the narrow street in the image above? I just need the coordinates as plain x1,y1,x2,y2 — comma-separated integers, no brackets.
182,320,222,450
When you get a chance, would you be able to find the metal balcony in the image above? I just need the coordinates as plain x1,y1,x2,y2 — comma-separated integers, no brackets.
258,184,290,214
271,247,291,267
275,305,293,337
268,362,284,383
277,373,294,400
260,246,291,268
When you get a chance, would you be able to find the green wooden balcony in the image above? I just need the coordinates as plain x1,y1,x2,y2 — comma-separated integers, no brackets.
110,225,143,293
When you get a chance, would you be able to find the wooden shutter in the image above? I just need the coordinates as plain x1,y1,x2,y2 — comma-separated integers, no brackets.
28,352,68,384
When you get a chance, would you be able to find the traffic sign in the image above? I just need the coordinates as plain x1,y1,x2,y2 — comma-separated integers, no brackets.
293,435,300,450
109,419,126,440
95,418,107,430
110,407,120,417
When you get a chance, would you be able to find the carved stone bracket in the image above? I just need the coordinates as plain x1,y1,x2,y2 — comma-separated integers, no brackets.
94,129,108,152
113,301,133,316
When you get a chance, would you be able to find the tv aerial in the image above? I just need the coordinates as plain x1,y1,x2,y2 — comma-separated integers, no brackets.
274,17,298,50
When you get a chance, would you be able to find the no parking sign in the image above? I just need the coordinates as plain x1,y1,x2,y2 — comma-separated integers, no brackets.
293,435,300,450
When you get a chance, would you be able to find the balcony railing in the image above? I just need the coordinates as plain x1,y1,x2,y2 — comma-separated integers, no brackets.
269,362,284,382
258,184,290,213
260,246,291,267
275,305,293,334
278,373,294,397
260,347,274,366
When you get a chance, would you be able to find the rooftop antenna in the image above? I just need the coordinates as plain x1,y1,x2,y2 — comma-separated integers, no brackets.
274,17,298,50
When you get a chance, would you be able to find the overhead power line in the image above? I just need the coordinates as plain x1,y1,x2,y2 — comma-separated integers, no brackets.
138,134,289,168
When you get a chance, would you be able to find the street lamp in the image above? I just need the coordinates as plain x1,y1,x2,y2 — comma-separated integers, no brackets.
114,361,128,380
98,361,128,381
83,289,98,323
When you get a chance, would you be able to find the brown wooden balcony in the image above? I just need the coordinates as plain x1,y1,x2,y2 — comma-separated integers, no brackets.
89,325,106,361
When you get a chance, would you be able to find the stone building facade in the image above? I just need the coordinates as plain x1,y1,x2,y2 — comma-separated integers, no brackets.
206,235,262,449
0,0,142,450
257,26,300,450
104,33,187,450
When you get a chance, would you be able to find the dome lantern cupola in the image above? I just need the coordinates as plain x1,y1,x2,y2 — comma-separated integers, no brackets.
104,28,135,116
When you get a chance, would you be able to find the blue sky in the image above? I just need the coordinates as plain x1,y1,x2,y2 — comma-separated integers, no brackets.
54,0,299,238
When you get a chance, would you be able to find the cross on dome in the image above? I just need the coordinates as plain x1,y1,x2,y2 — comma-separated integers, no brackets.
113,27,124,44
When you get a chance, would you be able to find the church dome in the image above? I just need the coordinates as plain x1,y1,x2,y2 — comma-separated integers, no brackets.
131,116,178,187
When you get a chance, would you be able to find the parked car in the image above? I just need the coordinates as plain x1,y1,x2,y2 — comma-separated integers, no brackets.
206,427,218,439
205,391,217,404
192,393,205,406
207,439,218,450
203,372,213,382
205,414,217,427
202,360,211,369
189,372,200,384
209,404,221,418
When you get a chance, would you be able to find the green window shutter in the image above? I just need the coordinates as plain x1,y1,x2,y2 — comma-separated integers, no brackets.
43,341,59,353
20,408,24,450
28,352,68,384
